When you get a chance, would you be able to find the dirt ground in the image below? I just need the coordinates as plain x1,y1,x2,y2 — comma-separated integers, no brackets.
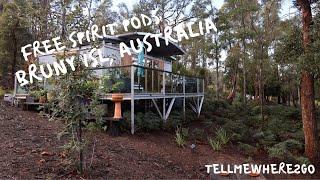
0,101,319,179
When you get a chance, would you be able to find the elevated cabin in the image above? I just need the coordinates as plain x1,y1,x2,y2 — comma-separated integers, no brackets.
14,32,204,134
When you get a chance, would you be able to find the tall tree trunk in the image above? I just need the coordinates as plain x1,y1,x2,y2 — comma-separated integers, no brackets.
227,58,239,104
214,34,220,100
297,0,319,162
241,0,247,104
0,2,3,14
61,0,67,40
259,37,264,121
254,72,259,100
11,26,17,89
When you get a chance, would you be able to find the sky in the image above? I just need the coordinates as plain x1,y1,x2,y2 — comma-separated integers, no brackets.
111,0,298,64
112,0,297,19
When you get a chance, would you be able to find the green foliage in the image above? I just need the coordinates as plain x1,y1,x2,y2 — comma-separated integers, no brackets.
294,156,311,165
135,111,162,132
265,105,301,120
29,89,47,99
238,142,257,155
0,1,31,88
175,127,187,148
208,127,229,151
208,138,222,151
268,139,304,161
101,74,126,93
190,128,206,141
165,110,184,130
0,86,5,97
268,145,286,159
203,99,306,160
49,59,103,173
222,120,249,141
215,127,229,145
257,130,277,147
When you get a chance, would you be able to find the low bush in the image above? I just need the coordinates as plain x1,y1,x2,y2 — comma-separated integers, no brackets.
268,145,287,159
0,87,5,97
175,127,188,147
208,127,230,152
203,115,230,127
268,139,304,162
294,156,311,165
208,138,222,151
215,127,229,145
238,142,257,155
136,111,162,132
265,105,300,120
203,100,306,160
258,130,278,147
122,111,162,132
222,120,249,142
190,128,206,141
165,110,184,130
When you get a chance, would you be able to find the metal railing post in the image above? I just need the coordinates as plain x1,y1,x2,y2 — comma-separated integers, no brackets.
131,65,135,134
163,72,166,122
183,76,186,121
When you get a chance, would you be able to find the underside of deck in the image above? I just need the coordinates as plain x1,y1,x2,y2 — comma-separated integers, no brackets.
102,92,204,134
14,65,205,134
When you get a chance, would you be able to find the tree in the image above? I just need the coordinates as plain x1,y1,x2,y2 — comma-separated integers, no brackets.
296,0,319,162
0,1,30,88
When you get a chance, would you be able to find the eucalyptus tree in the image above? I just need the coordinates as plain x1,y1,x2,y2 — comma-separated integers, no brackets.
148,0,194,33
296,0,319,163
219,0,259,103
0,0,31,88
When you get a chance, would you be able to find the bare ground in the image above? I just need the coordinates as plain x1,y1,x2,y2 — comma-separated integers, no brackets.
0,101,319,179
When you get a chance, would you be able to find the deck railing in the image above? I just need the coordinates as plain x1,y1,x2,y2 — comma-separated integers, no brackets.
15,65,204,96
90,65,204,96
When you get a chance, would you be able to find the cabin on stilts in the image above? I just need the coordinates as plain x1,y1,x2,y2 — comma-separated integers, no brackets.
13,32,204,134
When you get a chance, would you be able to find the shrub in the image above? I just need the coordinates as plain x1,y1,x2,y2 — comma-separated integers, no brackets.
190,128,206,141
121,111,131,130
258,130,277,147
208,138,222,151
215,127,229,145
238,142,257,155
203,99,229,113
265,105,300,120
0,87,5,97
203,115,229,127
122,111,162,132
222,120,248,142
282,139,304,151
294,156,310,165
268,145,287,159
266,117,296,138
181,127,189,138
165,110,184,130
267,139,304,161
136,111,162,132
290,130,304,142
175,127,187,147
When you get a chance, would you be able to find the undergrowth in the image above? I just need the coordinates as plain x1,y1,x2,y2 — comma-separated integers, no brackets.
202,97,312,163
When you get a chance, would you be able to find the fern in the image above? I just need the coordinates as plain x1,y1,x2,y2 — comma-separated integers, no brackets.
208,138,222,151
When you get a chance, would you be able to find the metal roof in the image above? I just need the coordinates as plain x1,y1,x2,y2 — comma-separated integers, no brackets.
104,32,186,57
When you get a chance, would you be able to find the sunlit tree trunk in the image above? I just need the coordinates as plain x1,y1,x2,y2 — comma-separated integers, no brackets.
297,0,319,162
